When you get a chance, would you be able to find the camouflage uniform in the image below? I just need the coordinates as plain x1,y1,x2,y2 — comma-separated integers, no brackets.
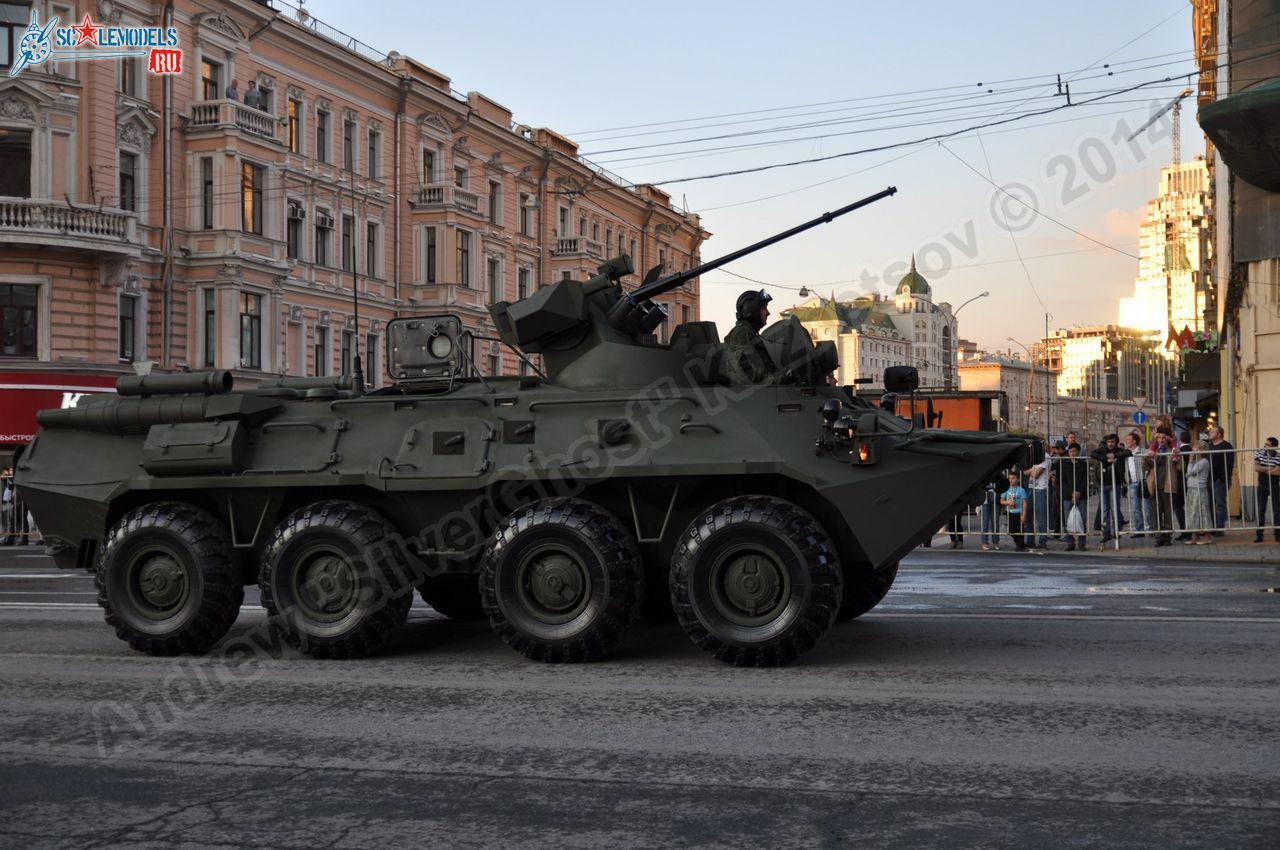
724,319,777,385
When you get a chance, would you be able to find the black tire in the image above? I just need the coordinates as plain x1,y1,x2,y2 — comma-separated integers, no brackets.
836,562,899,623
260,501,413,659
670,496,842,667
418,574,485,621
96,502,243,656
480,498,642,663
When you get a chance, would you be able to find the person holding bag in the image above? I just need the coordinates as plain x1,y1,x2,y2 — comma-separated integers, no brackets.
1059,444,1090,551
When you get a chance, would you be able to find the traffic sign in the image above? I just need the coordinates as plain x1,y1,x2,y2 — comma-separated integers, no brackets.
1133,410,1148,425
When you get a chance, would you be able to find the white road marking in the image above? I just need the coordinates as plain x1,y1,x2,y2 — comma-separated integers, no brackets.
0,602,267,612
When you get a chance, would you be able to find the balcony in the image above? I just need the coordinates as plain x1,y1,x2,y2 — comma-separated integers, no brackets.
553,237,604,259
0,197,139,256
409,184,484,216
187,99,280,143
411,284,490,313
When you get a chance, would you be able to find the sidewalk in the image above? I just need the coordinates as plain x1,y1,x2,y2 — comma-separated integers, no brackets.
929,529,1280,564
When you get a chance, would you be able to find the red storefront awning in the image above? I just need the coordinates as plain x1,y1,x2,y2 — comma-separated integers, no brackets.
0,372,119,444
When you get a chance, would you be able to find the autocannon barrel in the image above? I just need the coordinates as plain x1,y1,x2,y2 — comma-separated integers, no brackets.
116,370,233,397
629,186,897,303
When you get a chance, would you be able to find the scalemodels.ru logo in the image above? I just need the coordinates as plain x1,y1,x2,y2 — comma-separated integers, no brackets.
8,10,182,77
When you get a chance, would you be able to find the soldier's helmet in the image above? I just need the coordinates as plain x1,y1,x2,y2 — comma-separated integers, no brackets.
735,289,772,329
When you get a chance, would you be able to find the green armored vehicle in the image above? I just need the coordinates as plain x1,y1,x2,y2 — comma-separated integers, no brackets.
16,188,1038,666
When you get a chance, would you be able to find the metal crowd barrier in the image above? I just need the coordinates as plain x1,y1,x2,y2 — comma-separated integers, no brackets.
944,444,1280,551
0,486,42,546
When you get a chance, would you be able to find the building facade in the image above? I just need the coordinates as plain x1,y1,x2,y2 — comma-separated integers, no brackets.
1118,159,1213,337
788,258,957,390
0,0,706,465
1037,325,1173,404
1195,0,1280,462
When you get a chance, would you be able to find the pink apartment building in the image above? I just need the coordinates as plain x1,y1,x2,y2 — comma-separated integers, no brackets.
0,0,707,465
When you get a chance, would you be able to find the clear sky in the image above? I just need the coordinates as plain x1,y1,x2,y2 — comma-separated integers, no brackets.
300,0,1200,353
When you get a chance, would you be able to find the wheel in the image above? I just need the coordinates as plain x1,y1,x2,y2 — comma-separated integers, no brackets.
96,502,243,656
418,574,485,621
480,498,642,662
836,562,899,622
259,501,413,659
670,496,842,667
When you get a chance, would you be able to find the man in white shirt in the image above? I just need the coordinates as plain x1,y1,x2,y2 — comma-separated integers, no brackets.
1025,441,1061,550
1124,432,1150,537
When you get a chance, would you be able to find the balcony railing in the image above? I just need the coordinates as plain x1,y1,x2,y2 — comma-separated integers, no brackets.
188,99,280,142
0,197,137,248
411,183,483,215
553,237,604,259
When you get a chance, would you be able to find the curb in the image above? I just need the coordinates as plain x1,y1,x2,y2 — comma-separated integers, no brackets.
924,534,1280,565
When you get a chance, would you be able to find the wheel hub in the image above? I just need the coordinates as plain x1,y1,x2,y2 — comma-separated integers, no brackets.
137,554,187,610
300,554,357,616
528,553,585,613
516,546,591,625
710,546,791,627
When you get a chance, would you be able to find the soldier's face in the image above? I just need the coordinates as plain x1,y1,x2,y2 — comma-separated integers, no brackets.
759,305,770,324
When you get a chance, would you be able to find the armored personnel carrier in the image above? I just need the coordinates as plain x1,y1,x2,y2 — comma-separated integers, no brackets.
16,188,1038,666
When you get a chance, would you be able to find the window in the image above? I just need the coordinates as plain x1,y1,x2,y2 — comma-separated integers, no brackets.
488,179,502,225
0,284,38,358
518,194,533,236
200,58,221,101
558,207,569,237
0,2,25,71
487,257,501,302
682,305,690,325
241,161,264,235
456,230,471,287
119,57,140,97
118,296,137,362
341,214,354,272
367,129,380,180
0,127,31,197
315,209,333,266
341,330,353,375
606,226,612,252
256,86,273,114
591,221,599,241
422,148,436,183
287,98,301,154
239,292,261,369
200,157,213,229
119,153,137,212
365,333,378,387
343,118,355,171
314,325,328,376
202,289,216,367
424,226,437,283
454,165,469,189
286,200,304,260
517,268,530,300
579,215,586,237
365,222,379,277
629,238,636,258
316,110,329,163
488,353,500,376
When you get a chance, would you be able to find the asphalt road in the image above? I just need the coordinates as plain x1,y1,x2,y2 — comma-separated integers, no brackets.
1,546,1277,849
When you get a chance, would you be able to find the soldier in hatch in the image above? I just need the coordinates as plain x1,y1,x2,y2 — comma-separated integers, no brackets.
724,289,778,385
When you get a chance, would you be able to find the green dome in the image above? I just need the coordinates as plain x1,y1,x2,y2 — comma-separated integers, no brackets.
896,255,930,296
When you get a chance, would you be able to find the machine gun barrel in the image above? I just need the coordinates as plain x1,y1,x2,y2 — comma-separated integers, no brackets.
630,186,897,303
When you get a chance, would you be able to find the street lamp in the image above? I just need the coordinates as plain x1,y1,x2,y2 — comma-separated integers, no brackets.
1007,336,1043,438
952,290,990,316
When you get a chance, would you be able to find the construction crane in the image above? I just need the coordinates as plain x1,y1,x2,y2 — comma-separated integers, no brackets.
1127,87,1194,165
